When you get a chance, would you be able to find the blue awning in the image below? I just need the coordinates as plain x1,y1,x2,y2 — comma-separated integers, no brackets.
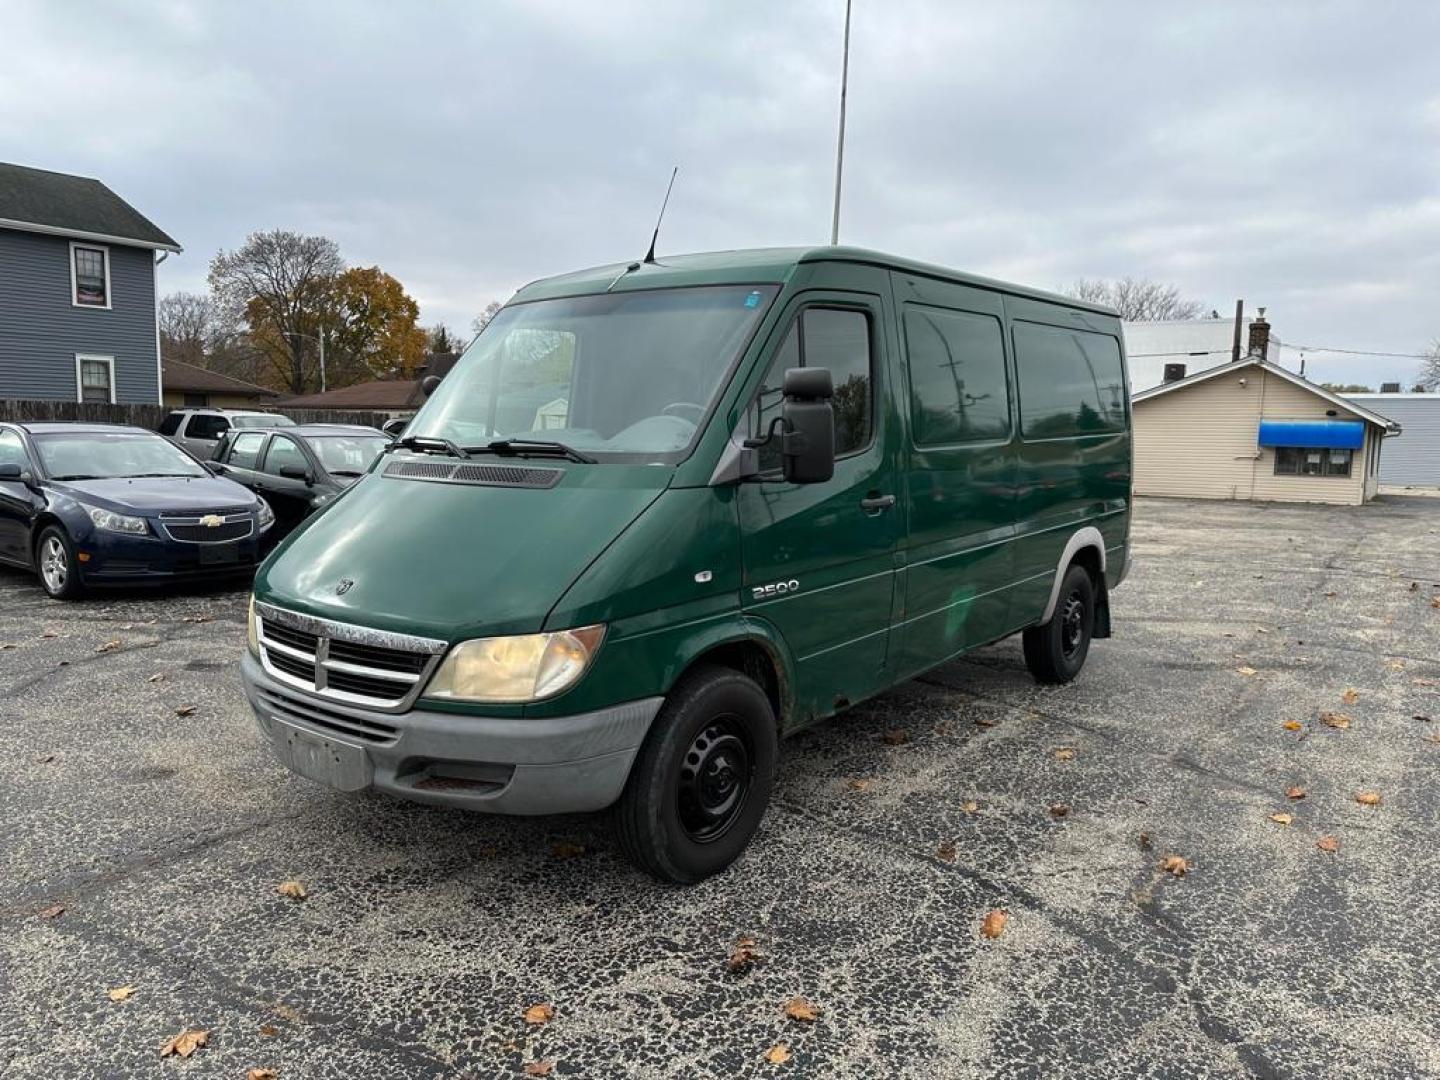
1257,420,1365,450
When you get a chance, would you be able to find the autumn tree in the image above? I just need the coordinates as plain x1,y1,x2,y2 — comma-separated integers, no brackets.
208,230,343,394
317,267,428,384
1065,278,1207,321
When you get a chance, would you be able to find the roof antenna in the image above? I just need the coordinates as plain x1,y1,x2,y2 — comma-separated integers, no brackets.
643,166,678,265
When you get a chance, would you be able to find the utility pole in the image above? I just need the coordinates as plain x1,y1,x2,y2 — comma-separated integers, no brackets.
830,0,852,245
319,329,327,393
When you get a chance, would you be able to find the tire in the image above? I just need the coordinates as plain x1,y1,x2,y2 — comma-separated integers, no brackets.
1023,563,1094,685
35,525,85,601
615,665,778,884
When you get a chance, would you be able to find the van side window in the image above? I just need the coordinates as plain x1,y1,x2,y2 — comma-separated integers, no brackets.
903,307,1009,445
1013,322,1126,438
751,307,872,472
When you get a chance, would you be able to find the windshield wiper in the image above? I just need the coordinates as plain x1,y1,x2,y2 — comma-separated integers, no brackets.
391,435,470,459
469,439,597,464
50,474,102,481
329,469,365,477
129,472,202,478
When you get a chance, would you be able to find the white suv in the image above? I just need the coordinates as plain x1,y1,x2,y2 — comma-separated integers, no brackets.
159,409,295,458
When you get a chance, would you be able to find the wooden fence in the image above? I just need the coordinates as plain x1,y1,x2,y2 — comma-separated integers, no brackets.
0,399,390,430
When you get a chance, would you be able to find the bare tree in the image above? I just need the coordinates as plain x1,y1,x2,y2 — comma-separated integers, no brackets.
208,230,344,394
158,291,219,366
1065,277,1207,322
471,300,503,335
1418,341,1440,391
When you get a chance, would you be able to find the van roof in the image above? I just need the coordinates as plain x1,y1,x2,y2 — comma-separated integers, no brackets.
511,246,1118,316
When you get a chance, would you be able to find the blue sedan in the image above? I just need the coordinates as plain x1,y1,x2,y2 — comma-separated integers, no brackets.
0,421,275,600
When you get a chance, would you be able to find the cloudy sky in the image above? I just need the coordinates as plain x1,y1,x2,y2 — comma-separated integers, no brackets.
4,0,1437,386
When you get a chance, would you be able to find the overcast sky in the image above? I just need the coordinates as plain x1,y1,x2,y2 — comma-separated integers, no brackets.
4,1,1437,386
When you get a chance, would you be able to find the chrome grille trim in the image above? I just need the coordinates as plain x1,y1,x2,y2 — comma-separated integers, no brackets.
254,602,447,713
158,512,254,544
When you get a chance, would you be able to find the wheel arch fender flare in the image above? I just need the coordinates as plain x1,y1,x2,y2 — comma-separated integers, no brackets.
661,615,798,729
1039,526,1107,624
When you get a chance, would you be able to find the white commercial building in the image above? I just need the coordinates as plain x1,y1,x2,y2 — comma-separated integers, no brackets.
1124,318,1284,393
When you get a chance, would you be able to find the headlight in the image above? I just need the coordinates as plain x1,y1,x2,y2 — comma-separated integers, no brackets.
425,625,605,703
83,504,149,536
256,499,275,532
246,594,259,656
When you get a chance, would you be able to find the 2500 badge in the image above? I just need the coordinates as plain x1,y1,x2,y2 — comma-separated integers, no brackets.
751,579,800,601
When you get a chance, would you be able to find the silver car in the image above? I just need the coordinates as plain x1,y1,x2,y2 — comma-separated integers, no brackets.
158,409,295,459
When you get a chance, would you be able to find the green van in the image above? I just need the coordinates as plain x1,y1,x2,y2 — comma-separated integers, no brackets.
241,247,1132,882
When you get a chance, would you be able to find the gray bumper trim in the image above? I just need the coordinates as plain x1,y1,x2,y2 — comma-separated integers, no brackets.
241,652,662,815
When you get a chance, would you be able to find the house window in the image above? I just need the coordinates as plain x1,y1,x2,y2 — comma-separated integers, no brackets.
183,393,208,407
1274,447,1351,477
71,243,111,308
75,355,115,404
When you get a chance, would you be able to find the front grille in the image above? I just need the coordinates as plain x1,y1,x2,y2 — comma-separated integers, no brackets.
159,512,254,543
383,459,563,489
254,603,447,712
256,686,400,746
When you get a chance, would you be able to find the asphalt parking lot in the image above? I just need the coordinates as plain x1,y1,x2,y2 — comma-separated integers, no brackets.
2,496,1438,1079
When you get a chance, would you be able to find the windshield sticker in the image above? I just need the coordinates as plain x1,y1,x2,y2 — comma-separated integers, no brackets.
744,291,762,309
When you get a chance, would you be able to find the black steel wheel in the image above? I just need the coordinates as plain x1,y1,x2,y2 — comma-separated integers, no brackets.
1023,563,1095,684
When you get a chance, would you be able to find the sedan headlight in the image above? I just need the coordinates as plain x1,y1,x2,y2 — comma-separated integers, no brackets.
256,499,275,532
83,504,149,536
425,625,605,703
246,594,259,656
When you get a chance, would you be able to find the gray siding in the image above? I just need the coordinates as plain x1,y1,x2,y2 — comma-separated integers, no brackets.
1345,395,1440,487
0,227,159,404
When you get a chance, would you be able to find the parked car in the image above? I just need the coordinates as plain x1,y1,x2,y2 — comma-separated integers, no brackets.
0,422,274,599
159,408,295,459
212,424,390,533
240,246,1133,884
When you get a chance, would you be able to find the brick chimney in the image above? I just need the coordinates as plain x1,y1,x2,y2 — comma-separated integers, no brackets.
1247,307,1271,361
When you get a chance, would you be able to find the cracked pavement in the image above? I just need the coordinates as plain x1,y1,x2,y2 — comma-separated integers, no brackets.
2,496,1438,1078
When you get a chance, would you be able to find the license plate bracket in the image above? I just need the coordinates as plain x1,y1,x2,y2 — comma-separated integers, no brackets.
269,717,372,791
198,542,240,566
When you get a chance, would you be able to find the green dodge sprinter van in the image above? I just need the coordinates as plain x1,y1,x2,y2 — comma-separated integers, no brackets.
242,247,1132,883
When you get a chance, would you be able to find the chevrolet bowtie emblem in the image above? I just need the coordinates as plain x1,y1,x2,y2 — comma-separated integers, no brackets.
199,514,224,528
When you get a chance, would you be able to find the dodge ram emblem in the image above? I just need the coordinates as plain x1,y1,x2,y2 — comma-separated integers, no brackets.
335,578,355,595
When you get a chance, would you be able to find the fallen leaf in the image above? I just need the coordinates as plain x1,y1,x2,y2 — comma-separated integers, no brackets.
1138,832,1153,851
270,1003,302,1024
523,1061,555,1077
1415,677,1438,687
1054,747,1076,762
1355,791,1382,807
727,938,761,974
33,754,56,764
1416,715,1433,723
1320,712,1351,730
1432,597,1440,610
1425,733,1440,745
550,841,585,859
258,1024,279,1038
96,639,122,653
182,615,212,624
160,1029,209,1059
1385,660,1405,672
275,880,307,901
1256,627,1271,634
974,716,998,728
1285,786,1307,800
1048,803,1070,818
1282,720,1303,731
844,778,873,793
1161,854,1190,877
881,728,909,746
1410,581,1420,592
980,910,1009,939
41,630,57,638
1316,836,1340,853
1236,666,1259,677
247,1070,278,1080
962,800,979,814
107,985,136,1002
174,705,196,717
1268,813,1294,826
935,839,957,863
1340,688,1360,705
765,1045,792,1065
37,903,64,920
784,996,820,1022
146,672,165,683
0,643,16,650
1324,591,1337,599
523,1003,555,1026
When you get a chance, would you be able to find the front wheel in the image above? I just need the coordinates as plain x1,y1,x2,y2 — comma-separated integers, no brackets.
614,665,777,884
1023,563,1094,684
36,525,85,601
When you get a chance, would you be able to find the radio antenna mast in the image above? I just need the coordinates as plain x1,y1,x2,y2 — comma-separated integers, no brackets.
643,166,679,265
830,0,853,245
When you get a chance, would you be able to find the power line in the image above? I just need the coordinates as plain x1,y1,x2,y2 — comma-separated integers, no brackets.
1129,344,1432,361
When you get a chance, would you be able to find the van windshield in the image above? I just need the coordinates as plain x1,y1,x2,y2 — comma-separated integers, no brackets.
407,285,777,463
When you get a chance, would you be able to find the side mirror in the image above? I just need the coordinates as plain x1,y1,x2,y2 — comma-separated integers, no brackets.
780,367,835,484
279,464,313,484
203,461,223,475
0,463,22,481
421,375,441,397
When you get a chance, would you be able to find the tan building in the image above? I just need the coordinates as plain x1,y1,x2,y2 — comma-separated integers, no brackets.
1132,357,1400,505
161,359,280,409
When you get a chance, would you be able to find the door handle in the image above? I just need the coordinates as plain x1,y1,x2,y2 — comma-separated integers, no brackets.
859,492,896,513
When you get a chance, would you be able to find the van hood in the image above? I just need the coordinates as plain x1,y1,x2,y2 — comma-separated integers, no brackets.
254,463,671,640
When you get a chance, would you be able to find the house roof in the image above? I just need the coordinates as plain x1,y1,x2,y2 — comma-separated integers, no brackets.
278,379,420,410
161,359,279,398
0,162,181,252
1132,357,1402,433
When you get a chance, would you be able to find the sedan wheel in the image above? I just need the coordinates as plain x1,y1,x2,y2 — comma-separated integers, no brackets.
36,526,84,600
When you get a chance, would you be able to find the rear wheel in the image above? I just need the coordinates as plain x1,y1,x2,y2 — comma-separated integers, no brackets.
36,525,84,601
1023,563,1094,684
615,665,777,884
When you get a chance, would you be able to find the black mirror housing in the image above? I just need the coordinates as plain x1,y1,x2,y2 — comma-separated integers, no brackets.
780,366,836,484
421,375,441,397
279,463,312,483
0,463,21,481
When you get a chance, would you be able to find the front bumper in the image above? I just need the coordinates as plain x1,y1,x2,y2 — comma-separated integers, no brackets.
79,527,263,582
241,652,662,815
